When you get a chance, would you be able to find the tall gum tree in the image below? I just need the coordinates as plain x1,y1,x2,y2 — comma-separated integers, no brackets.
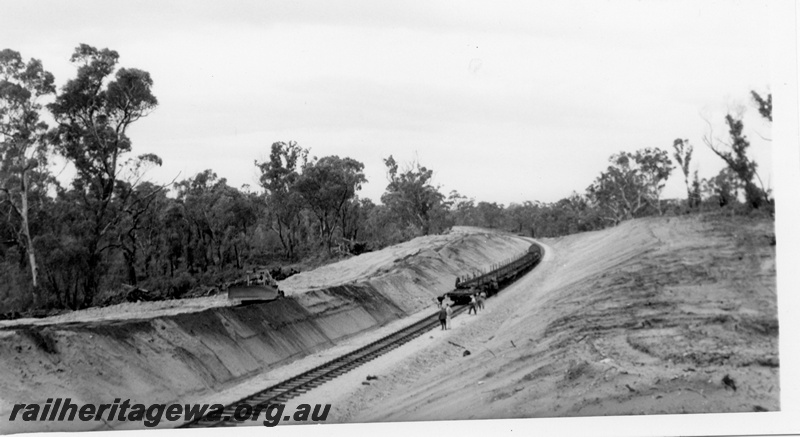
672,138,696,208
256,141,308,260
48,44,158,307
0,49,55,296
703,114,767,209
296,155,366,252
381,156,446,236
587,148,673,225
114,154,165,285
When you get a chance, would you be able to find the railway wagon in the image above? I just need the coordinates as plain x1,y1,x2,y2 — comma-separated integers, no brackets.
445,243,542,305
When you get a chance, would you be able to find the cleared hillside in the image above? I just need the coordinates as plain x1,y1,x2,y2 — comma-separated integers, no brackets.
332,214,778,421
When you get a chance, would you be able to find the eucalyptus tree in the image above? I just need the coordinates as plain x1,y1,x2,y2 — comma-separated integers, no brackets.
256,141,308,259
672,138,695,208
296,155,366,251
445,190,476,226
173,169,251,273
115,173,165,285
506,201,541,236
703,115,767,209
0,49,55,293
381,155,446,235
475,201,504,229
586,148,673,225
48,44,158,306
701,167,743,208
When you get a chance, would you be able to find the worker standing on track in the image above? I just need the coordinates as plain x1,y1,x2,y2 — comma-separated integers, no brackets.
468,294,478,315
438,305,447,330
445,303,453,329
477,291,485,311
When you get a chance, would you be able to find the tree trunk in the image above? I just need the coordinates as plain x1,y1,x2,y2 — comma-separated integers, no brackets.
83,252,100,308
20,171,38,293
71,276,80,310
124,250,137,285
234,244,241,270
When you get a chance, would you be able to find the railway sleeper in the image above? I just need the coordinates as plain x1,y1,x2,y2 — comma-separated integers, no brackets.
249,393,284,403
292,377,322,385
183,244,542,429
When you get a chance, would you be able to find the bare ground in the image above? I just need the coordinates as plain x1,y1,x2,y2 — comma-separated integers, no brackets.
324,214,778,422
0,215,778,433
0,226,530,433
0,226,523,329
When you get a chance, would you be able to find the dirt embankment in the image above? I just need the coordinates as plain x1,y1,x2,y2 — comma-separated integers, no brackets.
332,214,778,422
0,227,530,433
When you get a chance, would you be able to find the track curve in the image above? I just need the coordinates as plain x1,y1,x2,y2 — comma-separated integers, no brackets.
180,241,543,428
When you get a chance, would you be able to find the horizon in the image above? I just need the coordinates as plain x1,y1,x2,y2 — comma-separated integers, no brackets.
3,0,775,206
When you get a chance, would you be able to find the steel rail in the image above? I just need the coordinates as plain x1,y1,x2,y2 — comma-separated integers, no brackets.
180,243,542,428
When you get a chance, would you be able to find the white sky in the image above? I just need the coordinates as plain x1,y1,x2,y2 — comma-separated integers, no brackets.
2,3,800,437
2,0,777,205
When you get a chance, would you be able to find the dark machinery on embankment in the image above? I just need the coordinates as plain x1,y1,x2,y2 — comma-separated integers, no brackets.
227,269,284,303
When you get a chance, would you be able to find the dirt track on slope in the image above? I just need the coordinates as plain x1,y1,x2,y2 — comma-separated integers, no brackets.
328,214,778,422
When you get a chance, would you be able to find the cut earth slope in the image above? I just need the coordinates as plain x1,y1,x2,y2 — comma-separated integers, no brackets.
332,214,778,422
0,227,529,433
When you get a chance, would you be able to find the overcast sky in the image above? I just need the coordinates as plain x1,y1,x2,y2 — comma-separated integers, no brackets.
2,0,780,205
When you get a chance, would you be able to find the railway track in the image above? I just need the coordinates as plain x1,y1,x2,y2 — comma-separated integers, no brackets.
181,242,542,428
181,304,469,428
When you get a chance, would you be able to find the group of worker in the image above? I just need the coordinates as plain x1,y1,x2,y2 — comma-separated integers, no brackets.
468,291,486,315
436,288,486,330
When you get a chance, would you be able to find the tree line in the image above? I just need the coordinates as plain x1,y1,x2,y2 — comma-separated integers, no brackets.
449,94,772,239
0,45,772,315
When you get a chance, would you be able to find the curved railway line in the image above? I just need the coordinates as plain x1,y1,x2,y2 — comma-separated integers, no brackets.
181,240,543,428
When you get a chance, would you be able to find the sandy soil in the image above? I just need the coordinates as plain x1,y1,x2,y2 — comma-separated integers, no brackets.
0,226,530,434
319,214,778,422
0,214,777,433
0,226,512,329
279,226,526,296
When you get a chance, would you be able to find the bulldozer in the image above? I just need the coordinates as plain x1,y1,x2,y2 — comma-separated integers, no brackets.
226,269,284,303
